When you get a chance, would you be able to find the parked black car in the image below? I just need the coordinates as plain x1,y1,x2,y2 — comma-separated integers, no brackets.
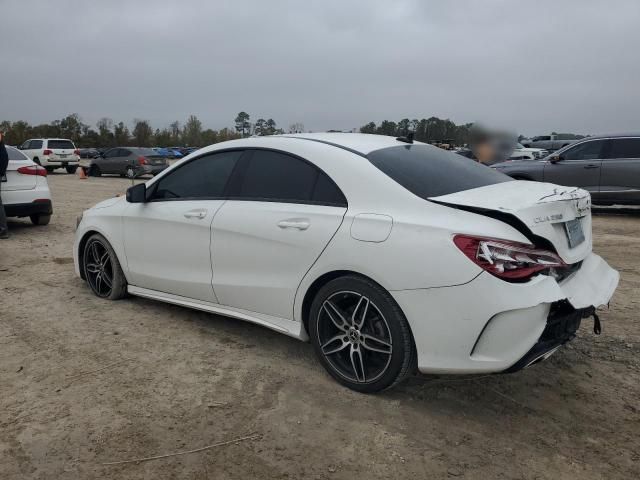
492,133,640,205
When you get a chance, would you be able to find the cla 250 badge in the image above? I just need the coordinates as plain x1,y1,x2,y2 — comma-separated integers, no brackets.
534,213,564,224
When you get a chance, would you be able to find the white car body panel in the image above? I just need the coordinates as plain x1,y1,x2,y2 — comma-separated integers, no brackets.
73,133,619,376
1,147,52,213
211,201,346,320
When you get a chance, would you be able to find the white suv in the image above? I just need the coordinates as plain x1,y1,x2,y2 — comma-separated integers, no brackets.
1,145,53,225
18,138,80,174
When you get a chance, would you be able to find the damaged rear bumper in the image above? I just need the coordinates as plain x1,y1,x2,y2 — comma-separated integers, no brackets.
391,252,619,374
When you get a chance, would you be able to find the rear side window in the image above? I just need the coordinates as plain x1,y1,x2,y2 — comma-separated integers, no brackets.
235,150,318,203
151,150,242,200
7,146,29,160
312,171,347,206
367,144,511,199
47,140,75,149
607,138,640,159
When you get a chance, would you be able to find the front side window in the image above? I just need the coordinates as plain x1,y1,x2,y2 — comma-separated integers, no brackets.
562,140,605,160
29,140,43,149
104,149,118,158
607,138,640,159
151,150,242,200
368,144,511,200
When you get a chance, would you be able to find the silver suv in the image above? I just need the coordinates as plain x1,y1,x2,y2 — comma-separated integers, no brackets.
492,133,640,205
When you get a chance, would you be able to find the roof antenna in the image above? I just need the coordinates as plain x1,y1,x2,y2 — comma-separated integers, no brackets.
396,132,414,144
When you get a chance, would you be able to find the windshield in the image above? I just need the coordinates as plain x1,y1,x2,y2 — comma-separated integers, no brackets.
368,144,512,199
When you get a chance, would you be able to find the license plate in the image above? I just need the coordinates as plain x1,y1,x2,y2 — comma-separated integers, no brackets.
1,174,6,182
59,154,68,158
564,218,585,248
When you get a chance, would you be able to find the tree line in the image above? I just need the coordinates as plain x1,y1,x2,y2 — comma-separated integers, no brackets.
0,112,293,148
360,117,474,145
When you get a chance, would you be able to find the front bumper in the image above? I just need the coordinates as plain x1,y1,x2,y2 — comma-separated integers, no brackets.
391,252,619,374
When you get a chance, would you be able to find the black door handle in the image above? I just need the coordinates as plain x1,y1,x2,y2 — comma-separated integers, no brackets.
584,164,600,169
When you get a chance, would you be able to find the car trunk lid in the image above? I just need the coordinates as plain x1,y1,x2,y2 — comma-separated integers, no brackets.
429,181,592,264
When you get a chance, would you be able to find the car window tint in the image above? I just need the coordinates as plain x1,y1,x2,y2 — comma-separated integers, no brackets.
104,149,117,158
312,171,347,206
29,140,43,149
48,140,75,149
368,144,511,199
236,150,318,202
562,140,605,160
607,138,640,159
6,146,29,161
153,150,242,200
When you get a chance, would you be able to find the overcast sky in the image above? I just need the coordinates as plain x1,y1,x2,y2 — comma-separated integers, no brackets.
2,0,638,136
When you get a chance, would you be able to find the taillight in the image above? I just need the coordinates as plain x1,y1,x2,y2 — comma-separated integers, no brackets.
453,234,565,281
74,149,80,156
43,149,53,156
17,165,47,177
137,156,148,165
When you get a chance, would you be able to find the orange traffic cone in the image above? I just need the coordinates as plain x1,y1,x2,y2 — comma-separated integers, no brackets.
78,166,88,179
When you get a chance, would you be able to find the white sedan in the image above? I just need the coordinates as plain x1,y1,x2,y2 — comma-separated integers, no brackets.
1,145,53,225
73,133,619,392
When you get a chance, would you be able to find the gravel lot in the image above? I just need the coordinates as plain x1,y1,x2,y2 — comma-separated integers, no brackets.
1,173,639,479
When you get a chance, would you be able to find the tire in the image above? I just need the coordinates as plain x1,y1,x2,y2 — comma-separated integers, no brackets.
89,164,101,177
33,157,41,165
309,275,416,393
125,166,136,178
30,214,51,225
45,166,55,173
82,233,127,300
66,166,78,174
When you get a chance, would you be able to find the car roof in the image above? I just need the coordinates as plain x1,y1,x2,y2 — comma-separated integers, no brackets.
581,132,640,140
279,132,419,155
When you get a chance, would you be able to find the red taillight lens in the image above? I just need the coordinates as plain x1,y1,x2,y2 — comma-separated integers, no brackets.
43,149,53,156
74,149,80,155
17,165,47,177
137,156,148,165
453,234,565,281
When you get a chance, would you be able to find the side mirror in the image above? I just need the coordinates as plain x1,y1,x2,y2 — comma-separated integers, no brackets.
126,183,146,203
550,154,562,163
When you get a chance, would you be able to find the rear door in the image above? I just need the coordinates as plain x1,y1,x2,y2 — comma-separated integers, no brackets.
543,139,606,194
599,137,640,204
211,149,347,320
123,150,243,302
47,139,76,161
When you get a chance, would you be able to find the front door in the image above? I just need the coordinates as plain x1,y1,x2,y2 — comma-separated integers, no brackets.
543,139,607,194
122,150,243,301
211,149,347,320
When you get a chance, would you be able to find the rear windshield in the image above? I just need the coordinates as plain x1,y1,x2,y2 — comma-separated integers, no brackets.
48,140,75,149
368,144,512,199
7,146,29,161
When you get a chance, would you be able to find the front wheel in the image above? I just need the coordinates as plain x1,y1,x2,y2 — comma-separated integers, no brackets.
309,275,416,393
89,164,101,177
30,213,51,225
82,233,127,300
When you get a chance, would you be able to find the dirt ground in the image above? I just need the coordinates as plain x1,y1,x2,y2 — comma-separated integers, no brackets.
1,173,639,480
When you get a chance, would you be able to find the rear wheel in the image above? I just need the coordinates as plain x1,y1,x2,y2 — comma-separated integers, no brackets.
66,166,78,174
82,233,127,300
45,166,55,173
89,164,101,177
30,214,51,225
309,275,416,393
125,166,136,178
33,157,41,165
